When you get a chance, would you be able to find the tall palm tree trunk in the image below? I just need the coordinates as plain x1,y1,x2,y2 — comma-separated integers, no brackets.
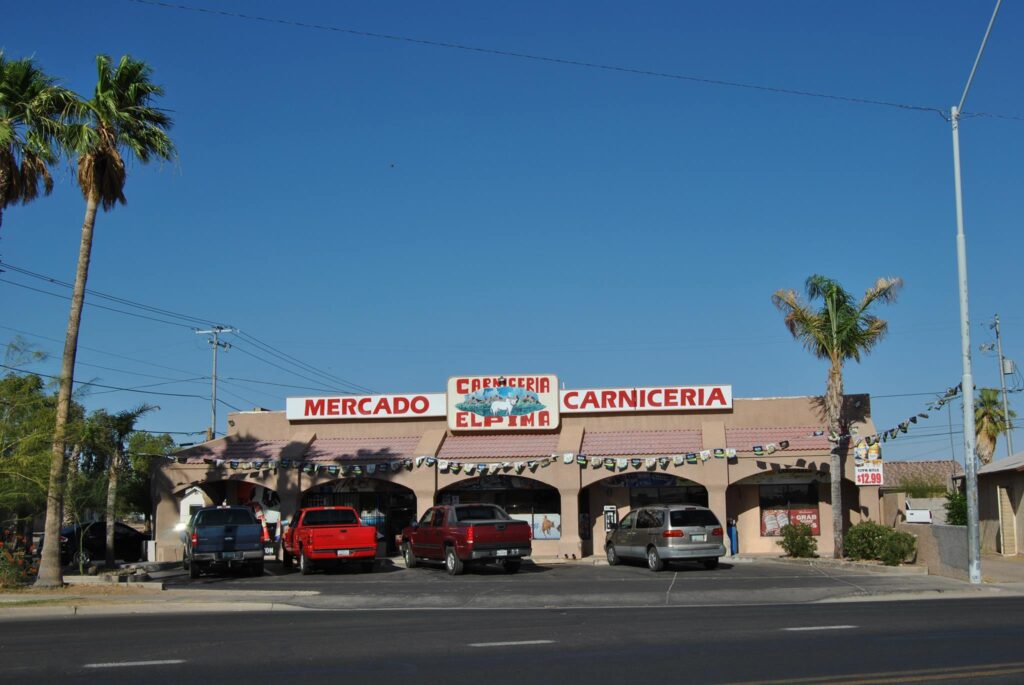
826,359,845,559
104,445,120,568
34,194,99,587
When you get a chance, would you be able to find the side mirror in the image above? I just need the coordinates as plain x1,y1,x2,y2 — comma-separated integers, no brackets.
410,522,419,529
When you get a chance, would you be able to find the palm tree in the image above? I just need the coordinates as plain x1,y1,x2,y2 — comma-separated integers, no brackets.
975,388,1015,465
772,275,902,558
35,55,175,588
85,405,155,568
0,51,74,229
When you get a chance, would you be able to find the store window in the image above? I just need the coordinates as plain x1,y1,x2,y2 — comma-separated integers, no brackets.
439,476,561,540
759,483,820,536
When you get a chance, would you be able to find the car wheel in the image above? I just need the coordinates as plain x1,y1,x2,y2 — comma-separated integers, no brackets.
702,558,719,570
606,544,620,566
299,549,312,576
503,559,521,574
189,559,200,579
445,546,464,576
402,542,417,568
282,549,293,568
647,546,665,572
72,549,92,567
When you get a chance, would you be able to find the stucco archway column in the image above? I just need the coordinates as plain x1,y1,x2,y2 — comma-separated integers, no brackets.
557,487,582,559
154,490,182,563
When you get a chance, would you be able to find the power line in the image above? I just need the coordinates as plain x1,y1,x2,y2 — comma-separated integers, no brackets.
0,363,210,399
125,0,1023,122
234,331,375,394
0,261,227,329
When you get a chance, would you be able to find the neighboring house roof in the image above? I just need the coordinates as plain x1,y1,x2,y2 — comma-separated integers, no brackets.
883,460,964,490
581,430,702,456
978,451,1024,475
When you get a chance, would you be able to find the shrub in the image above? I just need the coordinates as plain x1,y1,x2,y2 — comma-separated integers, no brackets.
0,531,36,588
899,477,948,499
844,521,891,560
945,491,967,526
879,531,917,566
778,522,817,558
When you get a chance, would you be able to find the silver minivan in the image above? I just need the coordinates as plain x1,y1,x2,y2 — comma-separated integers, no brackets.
605,505,726,571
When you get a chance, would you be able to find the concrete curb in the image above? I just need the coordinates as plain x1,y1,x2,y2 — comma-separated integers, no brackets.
767,556,928,575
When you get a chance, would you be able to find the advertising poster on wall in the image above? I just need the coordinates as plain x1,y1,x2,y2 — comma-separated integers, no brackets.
761,508,820,536
509,513,562,540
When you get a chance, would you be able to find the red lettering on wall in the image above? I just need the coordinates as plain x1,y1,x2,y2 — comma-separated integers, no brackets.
648,389,663,407
618,389,637,408
707,387,726,406
305,399,326,416
327,398,340,415
563,391,579,410
341,398,356,414
358,397,372,413
411,396,428,414
681,388,696,405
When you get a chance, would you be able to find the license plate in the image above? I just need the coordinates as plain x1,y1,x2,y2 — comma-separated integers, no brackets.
691,534,706,542
496,549,509,557
222,552,241,560
336,549,351,557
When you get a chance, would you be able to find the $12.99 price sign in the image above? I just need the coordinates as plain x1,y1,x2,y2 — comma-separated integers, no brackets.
855,464,884,486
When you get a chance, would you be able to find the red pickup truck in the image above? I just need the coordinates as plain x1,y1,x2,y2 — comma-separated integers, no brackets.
400,504,532,575
281,506,378,575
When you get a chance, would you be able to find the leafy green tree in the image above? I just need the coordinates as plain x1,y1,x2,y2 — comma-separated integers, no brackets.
124,431,174,531
83,405,155,567
772,275,902,557
37,55,175,587
975,388,1015,465
0,51,74,229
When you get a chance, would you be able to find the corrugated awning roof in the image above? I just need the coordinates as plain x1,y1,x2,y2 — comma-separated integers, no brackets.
581,430,702,456
175,438,293,464
725,427,829,452
438,434,559,461
304,436,422,463
978,451,1024,475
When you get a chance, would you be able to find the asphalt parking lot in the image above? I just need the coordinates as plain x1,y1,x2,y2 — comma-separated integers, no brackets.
158,556,975,610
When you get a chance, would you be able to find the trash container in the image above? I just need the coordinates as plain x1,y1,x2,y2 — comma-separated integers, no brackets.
727,519,739,556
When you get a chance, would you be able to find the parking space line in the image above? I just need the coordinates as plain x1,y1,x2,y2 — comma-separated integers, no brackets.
84,660,186,669
782,625,857,632
468,640,555,647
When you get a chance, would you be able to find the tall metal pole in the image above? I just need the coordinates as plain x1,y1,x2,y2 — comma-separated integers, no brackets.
195,327,234,441
993,315,1014,456
950,106,981,585
949,0,1003,587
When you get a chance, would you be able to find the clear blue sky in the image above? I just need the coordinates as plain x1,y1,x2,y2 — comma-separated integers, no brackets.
3,1,1022,463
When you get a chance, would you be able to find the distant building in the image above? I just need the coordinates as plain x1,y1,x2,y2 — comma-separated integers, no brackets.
978,452,1024,556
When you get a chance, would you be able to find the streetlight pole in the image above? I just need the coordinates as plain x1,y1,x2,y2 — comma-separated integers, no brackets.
195,326,235,441
950,0,1002,586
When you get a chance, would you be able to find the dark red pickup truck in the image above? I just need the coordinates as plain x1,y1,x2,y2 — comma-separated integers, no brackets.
281,506,378,575
400,504,532,575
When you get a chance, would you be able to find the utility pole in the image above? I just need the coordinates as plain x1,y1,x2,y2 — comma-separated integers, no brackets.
949,0,1002,586
195,327,235,441
992,315,1015,457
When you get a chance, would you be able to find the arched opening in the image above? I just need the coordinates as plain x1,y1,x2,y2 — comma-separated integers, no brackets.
726,470,827,555
580,473,708,557
301,478,416,555
437,476,562,541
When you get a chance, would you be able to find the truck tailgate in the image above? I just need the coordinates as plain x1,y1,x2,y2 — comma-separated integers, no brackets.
305,525,377,554
195,524,263,554
467,520,532,546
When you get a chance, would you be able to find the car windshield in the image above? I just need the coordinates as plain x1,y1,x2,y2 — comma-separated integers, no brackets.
454,505,510,522
302,509,358,526
670,510,720,527
195,509,256,526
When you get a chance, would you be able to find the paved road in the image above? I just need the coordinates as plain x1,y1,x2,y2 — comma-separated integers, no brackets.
159,557,975,609
5,596,1024,684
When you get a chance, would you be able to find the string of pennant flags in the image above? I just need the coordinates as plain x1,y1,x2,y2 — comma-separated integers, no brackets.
166,383,965,473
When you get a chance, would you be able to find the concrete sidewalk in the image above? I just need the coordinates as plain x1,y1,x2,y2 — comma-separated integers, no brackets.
983,553,1024,585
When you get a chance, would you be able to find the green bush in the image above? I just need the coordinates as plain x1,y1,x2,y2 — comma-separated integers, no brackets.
778,522,817,558
844,521,891,560
899,477,948,499
879,531,917,566
945,491,967,526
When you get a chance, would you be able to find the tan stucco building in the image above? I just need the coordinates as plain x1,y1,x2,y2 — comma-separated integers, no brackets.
152,381,882,562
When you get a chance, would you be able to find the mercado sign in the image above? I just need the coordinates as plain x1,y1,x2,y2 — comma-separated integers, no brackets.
286,393,446,421
285,380,732,425
447,374,560,431
560,385,732,413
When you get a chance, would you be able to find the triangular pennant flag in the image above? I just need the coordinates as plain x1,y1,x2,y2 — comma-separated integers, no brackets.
438,460,449,472
591,456,603,468
918,413,929,420
604,458,616,471
713,449,725,459
699,450,711,462
658,457,670,469
778,441,790,450
645,458,657,470
451,463,462,474
327,465,339,475
515,462,526,473
765,444,777,455
425,457,437,467
686,453,698,464
631,458,642,468
753,445,764,456
673,455,685,466
725,448,737,458
616,458,628,470
577,454,588,465
229,460,239,469
562,453,574,464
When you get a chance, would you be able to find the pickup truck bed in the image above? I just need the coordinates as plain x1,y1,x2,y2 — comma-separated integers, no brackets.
282,507,378,575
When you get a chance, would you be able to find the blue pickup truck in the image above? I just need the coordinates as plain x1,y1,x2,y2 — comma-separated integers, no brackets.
182,506,265,578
